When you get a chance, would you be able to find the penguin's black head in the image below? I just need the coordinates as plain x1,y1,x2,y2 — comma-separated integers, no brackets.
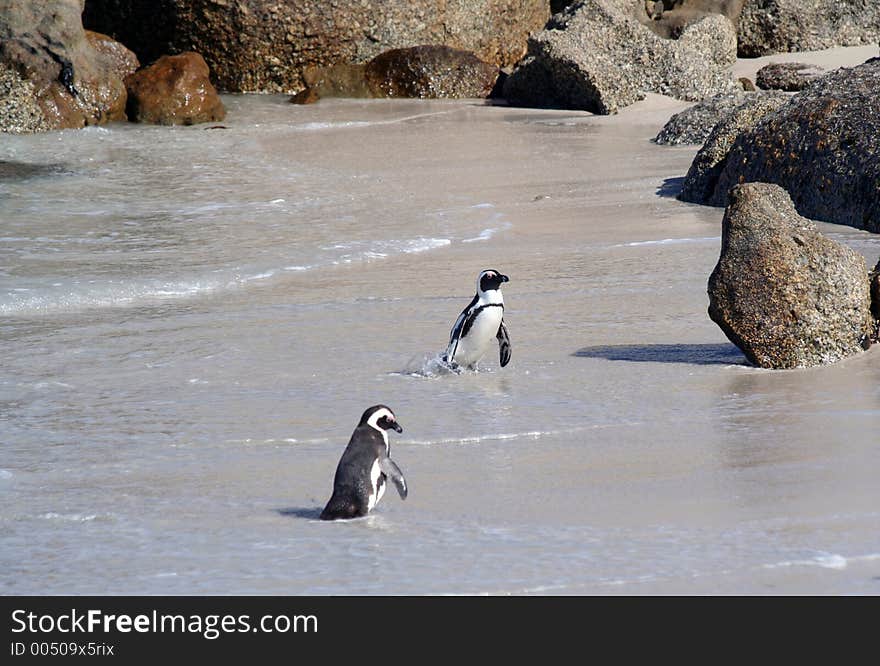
478,269,509,293
361,404,403,433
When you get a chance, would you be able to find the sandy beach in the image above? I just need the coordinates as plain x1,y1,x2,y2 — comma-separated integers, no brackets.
2,45,879,595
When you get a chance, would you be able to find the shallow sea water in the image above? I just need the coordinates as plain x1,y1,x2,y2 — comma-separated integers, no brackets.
1,94,879,594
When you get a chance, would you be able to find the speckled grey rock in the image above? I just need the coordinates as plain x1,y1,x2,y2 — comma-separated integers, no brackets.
677,91,789,199
502,0,738,114
1,0,128,131
738,0,880,57
702,58,880,233
755,62,825,91
871,258,880,340
0,65,49,133
83,0,549,93
654,89,767,145
708,183,875,369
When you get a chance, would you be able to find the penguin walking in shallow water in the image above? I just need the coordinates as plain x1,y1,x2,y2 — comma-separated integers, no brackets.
320,405,407,521
443,269,511,371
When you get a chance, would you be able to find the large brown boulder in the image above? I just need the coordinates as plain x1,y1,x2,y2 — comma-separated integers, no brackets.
82,0,549,93
125,52,226,125
738,0,880,57
707,183,875,369
365,45,500,99
0,0,128,131
502,0,738,114
291,45,500,103
86,30,140,80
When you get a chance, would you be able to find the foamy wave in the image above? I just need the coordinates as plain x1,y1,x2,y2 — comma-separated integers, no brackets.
327,237,451,265
40,512,100,522
0,470,12,480
403,426,597,447
394,353,465,378
0,277,227,316
615,236,720,247
228,437,332,446
291,108,462,133
763,552,880,571
294,121,373,131
462,222,511,243
1,235,454,315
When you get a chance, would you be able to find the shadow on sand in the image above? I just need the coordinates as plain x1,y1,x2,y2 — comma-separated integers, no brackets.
0,160,69,181
574,343,747,366
276,507,323,520
656,176,685,199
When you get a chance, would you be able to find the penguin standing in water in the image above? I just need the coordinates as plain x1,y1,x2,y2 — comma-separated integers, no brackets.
320,405,408,521
443,269,511,371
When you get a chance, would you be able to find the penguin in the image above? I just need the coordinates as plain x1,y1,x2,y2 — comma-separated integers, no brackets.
320,405,408,521
443,269,511,371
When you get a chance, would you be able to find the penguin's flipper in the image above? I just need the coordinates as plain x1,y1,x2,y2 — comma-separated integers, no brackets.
445,294,478,362
497,319,511,367
379,456,408,499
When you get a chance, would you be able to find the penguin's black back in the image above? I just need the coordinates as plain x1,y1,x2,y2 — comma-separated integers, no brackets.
320,425,387,520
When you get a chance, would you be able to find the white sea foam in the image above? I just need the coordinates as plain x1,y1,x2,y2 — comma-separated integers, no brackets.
0,470,12,480
0,278,221,315
0,236,453,315
614,236,720,247
40,512,99,522
228,437,332,446
763,552,880,571
462,222,511,243
395,352,462,378
329,237,451,265
402,425,601,447
294,121,373,131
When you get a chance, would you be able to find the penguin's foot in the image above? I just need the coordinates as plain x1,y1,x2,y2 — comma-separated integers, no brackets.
440,355,462,374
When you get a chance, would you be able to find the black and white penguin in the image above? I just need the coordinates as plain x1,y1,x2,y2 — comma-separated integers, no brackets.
443,269,511,370
320,405,408,521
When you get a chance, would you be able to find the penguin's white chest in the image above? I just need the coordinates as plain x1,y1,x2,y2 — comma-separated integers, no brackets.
455,306,503,366
367,458,386,511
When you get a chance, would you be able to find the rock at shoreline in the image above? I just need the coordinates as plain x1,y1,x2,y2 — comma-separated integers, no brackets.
653,90,786,145
638,0,744,39
291,64,372,104
677,91,789,200
0,65,50,134
83,0,548,93
0,0,128,132
755,62,824,91
738,0,880,57
502,0,738,114
291,45,500,103
708,183,874,369
86,30,140,81
125,52,226,125
871,259,880,341
365,46,500,99
693,58,880,233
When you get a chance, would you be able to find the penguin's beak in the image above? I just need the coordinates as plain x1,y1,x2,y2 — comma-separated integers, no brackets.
391,423,403,434
500,274,509,283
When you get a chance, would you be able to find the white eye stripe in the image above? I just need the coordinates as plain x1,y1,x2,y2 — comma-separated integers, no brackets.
367,408,395,429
